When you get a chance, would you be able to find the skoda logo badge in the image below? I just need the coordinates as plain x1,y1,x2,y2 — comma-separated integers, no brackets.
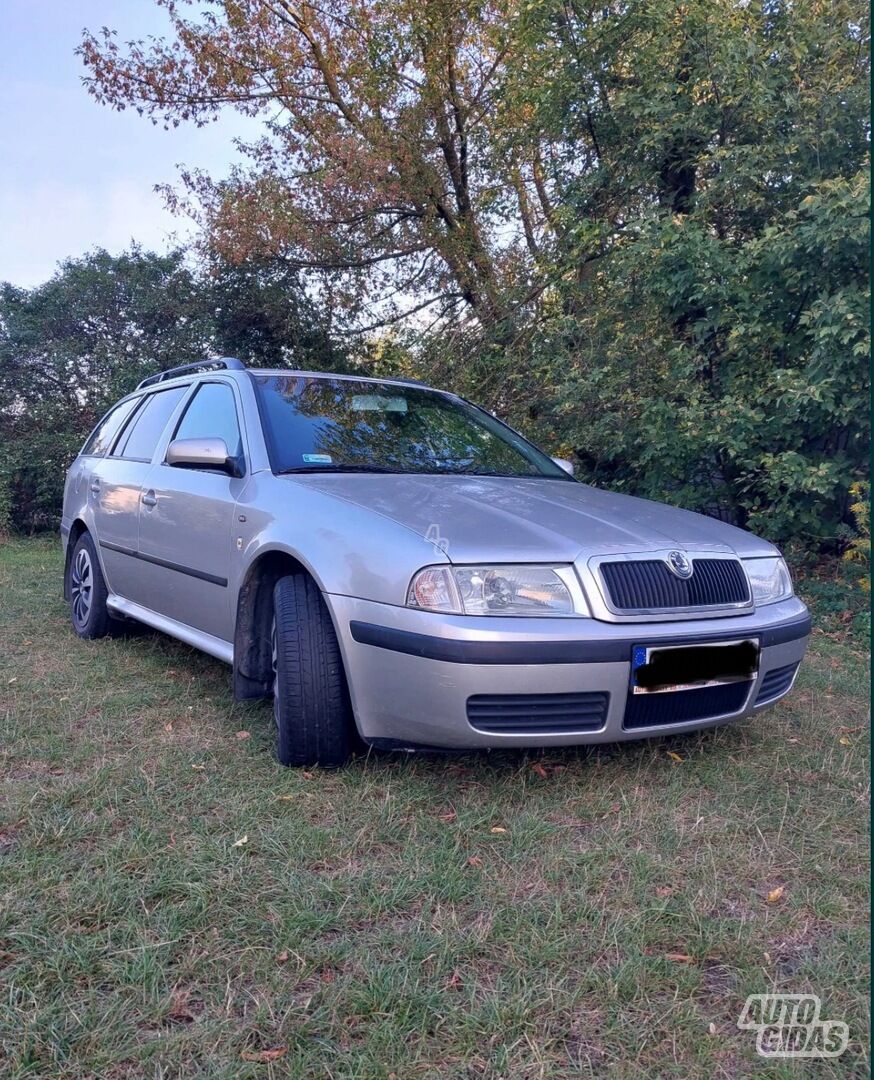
667,550,693,579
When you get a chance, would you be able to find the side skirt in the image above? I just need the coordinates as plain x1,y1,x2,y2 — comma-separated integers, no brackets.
106,594,234,665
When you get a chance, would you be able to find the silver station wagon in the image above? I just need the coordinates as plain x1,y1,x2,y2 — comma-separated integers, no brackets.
62,358,811,766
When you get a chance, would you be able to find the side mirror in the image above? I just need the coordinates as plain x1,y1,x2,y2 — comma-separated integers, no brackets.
166,437,242,477
552,456,575,476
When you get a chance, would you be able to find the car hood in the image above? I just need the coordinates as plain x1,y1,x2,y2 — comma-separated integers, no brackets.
284,474,777,563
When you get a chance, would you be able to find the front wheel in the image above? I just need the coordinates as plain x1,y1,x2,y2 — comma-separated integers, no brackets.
272,574,355,767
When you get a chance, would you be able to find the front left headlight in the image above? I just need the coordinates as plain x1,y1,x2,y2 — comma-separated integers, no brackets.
744,556,793,605
407,564,579,616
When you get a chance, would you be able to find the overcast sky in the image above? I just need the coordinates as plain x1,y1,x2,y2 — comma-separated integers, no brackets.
1,1,259,288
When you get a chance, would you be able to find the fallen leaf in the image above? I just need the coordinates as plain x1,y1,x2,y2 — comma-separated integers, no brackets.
167,989,194,1022
444,970,462,990
191,763,206,771
839,736,852,746
766,886,785,903
667,751,684,763
164,723,173,733
240,1047,287,1063
302,771,314,780
490,826,507,834
531,762,549,779
235,730,251,740
665,952,694,963
232,835,248,848
320,968,335,983
708,1022,717,1035
275,950,289,964
467,855,483,868
22,640,32,646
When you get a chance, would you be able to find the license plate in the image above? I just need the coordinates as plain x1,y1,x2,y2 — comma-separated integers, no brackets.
631,639,759,695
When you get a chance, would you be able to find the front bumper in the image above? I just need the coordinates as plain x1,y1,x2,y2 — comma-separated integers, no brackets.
327,595,811,749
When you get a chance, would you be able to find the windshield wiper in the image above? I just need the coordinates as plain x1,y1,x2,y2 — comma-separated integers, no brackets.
277,464,406,474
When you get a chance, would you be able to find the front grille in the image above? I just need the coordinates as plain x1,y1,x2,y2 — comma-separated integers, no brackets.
623,680,750,730
755,663,799,704
467,692,609,734
600,558,749,613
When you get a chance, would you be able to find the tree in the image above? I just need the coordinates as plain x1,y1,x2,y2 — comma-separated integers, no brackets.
80,0,565,336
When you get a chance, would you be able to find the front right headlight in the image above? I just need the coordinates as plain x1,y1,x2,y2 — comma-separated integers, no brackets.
407,564,580,616
744,557,793,605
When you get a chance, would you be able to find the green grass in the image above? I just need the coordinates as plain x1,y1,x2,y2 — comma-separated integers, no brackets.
0,537,869,1078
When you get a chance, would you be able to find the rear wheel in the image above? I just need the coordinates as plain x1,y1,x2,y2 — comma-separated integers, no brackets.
67,532,116,639
272,574,355,767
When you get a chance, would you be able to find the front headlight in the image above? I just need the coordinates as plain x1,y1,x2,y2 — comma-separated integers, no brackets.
744,556,793,605
407,565,578,616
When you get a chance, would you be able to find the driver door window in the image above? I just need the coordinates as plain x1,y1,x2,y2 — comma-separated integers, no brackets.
172,382,242,461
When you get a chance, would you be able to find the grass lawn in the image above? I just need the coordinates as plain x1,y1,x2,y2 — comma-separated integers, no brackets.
0,537,869,1078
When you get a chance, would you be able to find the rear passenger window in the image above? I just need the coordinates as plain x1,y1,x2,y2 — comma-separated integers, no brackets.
172,382,243,459
81,397,139,456
112,387,187,461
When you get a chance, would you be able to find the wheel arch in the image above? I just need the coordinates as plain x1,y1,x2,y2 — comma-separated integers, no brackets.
233,547,323,701
63,519,90,601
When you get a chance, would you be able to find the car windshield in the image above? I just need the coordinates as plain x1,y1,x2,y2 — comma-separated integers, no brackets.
254,375,572,479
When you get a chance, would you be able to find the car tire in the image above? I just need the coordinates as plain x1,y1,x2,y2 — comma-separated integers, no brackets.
272,573,355,767
67,531,117,639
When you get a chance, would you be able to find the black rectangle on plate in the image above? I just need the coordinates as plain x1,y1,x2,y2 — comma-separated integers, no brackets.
633,640,759,694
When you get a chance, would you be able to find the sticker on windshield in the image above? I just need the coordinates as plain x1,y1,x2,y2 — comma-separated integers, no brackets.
302,453,333,464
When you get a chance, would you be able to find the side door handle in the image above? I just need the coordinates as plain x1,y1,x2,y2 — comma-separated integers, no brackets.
89,479,101,495
141,491,158,508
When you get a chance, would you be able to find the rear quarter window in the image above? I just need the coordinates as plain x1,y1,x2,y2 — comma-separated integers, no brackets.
112,386,188,461
80,397,140,457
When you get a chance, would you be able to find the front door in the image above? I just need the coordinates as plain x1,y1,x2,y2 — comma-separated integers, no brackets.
136,380,247,643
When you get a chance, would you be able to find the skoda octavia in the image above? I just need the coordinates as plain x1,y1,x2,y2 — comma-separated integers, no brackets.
62,359,810,765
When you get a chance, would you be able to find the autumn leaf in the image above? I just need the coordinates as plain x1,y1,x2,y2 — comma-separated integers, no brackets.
302,771,314,780
489,826,507,834
232,835,248,848
167,989,195,1022
666,751,684,763
766,886,785,903
235,730,251,740
665,952,694,963
839,736,852,746
275,950,289,964
531,762,549,779
191,763,206,771
467,855,483,868
240,1047,287,1063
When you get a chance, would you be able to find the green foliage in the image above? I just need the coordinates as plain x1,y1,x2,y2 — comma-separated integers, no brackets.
489,1,870,549
0,249,344,531
843,481,871,594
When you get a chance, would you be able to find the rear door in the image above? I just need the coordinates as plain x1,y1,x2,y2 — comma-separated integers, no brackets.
136,379,248,643
88,385,188,597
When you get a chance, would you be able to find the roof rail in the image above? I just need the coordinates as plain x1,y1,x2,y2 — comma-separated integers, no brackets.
136,357,246,390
